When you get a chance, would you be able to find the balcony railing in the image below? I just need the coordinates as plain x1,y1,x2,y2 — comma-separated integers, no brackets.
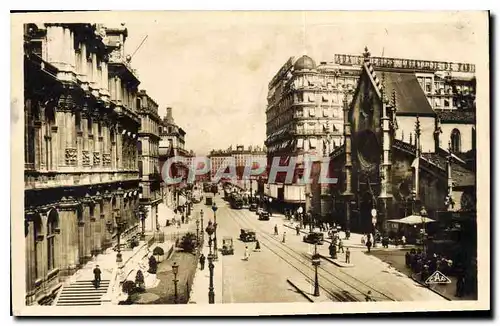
25,171,140,190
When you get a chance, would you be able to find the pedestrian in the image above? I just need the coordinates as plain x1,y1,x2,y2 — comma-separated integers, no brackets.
365,291,373,302
243,246,249,261
181,213,185,224
199,253,206,270
366,239,372,253
93,265,101,288
338,239,345,253
282,232,286,243
254,240,261,252
274,224,279,236
401,235,406,247
296,224,300,236
345,247,351,264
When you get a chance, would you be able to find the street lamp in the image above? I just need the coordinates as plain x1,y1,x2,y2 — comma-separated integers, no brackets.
196,218,200,244
207,253,215,304
135,206,146,241
172,262,179,304
268,197,272,214
108,212,124,263
212,203,219,260
205,220,215,256
420,206,428,256
312,243,321,297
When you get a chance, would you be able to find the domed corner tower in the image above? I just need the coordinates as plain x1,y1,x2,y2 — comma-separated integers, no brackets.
293,55,317,71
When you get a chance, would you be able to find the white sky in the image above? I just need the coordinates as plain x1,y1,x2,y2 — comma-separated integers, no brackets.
118,11,485,155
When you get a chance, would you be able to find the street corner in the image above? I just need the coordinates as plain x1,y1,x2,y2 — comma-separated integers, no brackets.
319,254,355,268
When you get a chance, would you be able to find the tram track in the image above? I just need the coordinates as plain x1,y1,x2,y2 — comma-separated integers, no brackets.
228,206,396,302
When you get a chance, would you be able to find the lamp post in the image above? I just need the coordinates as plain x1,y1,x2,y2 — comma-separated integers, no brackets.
268,197,272,214
420,206,428,256
312,243,321,297
196,218,200,244
207,253,215,304
135,206,146,241
205,220,215,256
108,212,124,263
172,262,179,304
212,203,218,260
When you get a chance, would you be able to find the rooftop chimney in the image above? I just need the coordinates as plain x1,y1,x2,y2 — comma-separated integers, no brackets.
166,107,174,123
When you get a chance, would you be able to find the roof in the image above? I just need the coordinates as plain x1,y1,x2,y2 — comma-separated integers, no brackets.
421,152,475,187
436,110,475,124
378,70,436,116
294,55,316,71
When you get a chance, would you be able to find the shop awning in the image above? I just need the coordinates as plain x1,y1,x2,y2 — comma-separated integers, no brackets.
387,215,436,225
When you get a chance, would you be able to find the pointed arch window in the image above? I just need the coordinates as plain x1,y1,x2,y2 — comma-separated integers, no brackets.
451,128,461,153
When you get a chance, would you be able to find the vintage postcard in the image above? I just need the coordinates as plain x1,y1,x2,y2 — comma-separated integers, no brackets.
11,11,490,316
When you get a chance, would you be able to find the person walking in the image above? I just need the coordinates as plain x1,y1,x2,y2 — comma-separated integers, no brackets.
401,235,406,247
338,238,345,253
181,212,185,224
282,232,286,243
365,290,374,302
243,246,249,261
366,238,372,253
296,224,300,236
274,224,279,236
254,240,261,252
199,253,206,270
93,265,101,288
345,247,351,264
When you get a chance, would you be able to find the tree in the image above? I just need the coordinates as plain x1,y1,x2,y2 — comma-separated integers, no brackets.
135,270,145,292
148,255,158,274
180,232,198,253
152,246,165,262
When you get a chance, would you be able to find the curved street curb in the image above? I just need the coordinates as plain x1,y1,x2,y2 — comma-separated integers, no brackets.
410,273,452,301
286,279,314,303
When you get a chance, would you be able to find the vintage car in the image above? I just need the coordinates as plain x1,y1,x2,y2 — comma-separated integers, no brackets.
240,228,257,242
258,211,270,221
249,203,258,212
303,232,325,245
221,236,235,255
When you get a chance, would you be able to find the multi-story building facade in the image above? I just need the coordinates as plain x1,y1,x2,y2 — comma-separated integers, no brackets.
265,52,476,222
23,23,142,305
208,145,267,190
158,107,191,206
137,90,162,232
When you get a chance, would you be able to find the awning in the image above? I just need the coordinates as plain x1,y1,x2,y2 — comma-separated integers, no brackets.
387,215,436,225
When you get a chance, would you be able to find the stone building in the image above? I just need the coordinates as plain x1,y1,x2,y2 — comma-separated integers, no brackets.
208,145,267,189
265,55,358,216
266,51,477,224
137,90,162,232
158,107,191,206
23,23,142,305
329,47,476,235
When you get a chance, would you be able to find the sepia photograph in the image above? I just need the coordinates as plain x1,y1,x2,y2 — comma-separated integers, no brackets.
10,10,490,316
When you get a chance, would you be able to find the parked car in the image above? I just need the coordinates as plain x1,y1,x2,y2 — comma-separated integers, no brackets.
249,203,258,212
303,232,325,245
221,237,235,255
240,228,257,242
258,211,270,221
